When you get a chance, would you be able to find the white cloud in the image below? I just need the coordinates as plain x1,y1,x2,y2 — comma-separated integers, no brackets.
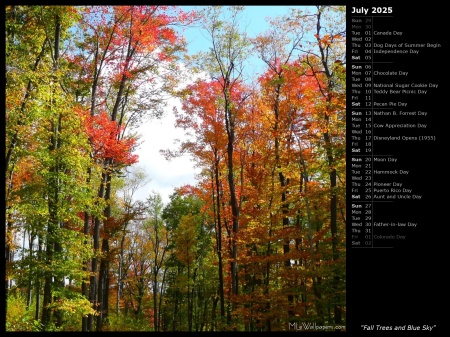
132,96,200,205
128,52,210,205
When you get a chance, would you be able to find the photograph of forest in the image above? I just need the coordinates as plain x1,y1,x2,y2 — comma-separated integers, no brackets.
5,5,346,331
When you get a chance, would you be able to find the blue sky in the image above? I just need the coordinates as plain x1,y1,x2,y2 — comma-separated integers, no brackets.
180,6,312,53
133,5,316,204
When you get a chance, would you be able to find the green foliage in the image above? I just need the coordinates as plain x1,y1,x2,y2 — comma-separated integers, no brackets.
106,312,153,331
162,191,202,231
50,287,97,317
6,291,39,332
6,287,98,332
51,228,94,279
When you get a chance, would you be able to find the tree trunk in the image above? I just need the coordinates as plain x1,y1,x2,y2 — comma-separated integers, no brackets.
96,167,112,331
153,274,158,330
313,7,342,324
212,156,225,318
96,238,109,331
87,172,106,330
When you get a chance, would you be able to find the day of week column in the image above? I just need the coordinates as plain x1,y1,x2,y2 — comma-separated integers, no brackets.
350,15,373,248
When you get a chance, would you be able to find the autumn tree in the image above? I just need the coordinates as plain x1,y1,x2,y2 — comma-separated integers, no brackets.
108,166,149,316
298,5,346,325
197,6,251,304
160,190,217,331
120,219,153,320
5,6,98,331
251,11,312,326
167,79,228,324
5,6,55,311
169,6,346,331
70,5,196,331
143,192,170,331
